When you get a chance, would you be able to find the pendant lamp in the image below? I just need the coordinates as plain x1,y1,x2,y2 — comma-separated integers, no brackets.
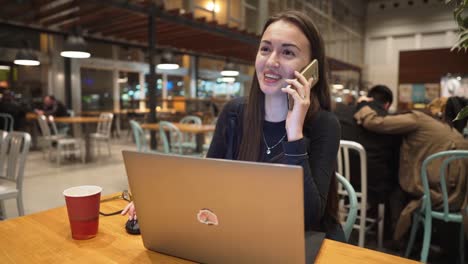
221,62,239,76
14,49,40,66
157,51,179,70
61,35,91,59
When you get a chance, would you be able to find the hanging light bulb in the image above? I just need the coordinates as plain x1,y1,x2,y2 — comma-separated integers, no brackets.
61,35,91,59
157,51,179,70
14,49,40,66
221,62,239,76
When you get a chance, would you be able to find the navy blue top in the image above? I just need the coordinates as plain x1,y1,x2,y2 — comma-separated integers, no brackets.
207,97,344,241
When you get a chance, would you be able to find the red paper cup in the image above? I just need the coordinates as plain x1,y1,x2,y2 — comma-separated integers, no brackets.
63,185,102,240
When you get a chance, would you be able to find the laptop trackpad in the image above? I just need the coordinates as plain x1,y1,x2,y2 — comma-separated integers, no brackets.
305,231,326,263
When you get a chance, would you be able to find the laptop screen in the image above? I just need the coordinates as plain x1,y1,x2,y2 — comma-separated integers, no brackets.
123,151,307,263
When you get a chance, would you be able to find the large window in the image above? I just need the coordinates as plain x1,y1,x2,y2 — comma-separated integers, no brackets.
81,68,113,111
197,79,241,98
119,71,140,110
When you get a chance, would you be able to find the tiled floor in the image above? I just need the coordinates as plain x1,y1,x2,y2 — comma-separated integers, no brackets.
2,137,135,218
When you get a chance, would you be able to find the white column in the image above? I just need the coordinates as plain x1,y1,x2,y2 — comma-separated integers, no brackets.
112,69,120,112
48,35,65,99
189,56,197,98
112,46,120,113
162,73,168,110
139,72,146,111
70,59,81,115
386,36,393,64
415,33,422,49
70,59,82,137
257,0,268,34
445,30,456,47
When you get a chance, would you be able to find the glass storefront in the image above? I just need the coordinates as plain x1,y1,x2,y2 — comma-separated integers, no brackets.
119,71,140,110
81,68,114,111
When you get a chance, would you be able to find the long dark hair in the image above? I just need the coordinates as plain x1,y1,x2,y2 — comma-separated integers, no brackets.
237,10,338,222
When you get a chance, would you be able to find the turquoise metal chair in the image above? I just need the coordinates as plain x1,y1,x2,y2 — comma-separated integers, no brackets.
179,115,202,152
129,120,149,152
405,150,468,263
336,172,358,242
159,121,183,155
0,113,14,131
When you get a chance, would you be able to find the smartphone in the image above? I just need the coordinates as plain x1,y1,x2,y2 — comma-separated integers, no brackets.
287,59,319,110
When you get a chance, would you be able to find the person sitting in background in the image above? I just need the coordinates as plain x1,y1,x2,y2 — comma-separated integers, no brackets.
334,85,403,241
354,92,468,245
0,90,26,130
34,95,70,134
35,95,69,117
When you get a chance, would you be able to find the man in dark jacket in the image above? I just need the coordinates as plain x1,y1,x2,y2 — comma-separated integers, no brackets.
35,95,69,117
334,85,403,238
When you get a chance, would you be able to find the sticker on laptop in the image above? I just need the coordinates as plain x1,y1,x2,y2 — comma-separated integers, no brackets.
197,208,219,226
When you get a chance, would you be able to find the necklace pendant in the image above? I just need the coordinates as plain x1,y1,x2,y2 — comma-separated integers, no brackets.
266,149,271,155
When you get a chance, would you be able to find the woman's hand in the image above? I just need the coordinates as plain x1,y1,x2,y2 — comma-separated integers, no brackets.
121,201,137,220
281,70,315,141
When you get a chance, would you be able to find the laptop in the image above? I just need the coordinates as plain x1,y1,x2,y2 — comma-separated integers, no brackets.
122,151,324,264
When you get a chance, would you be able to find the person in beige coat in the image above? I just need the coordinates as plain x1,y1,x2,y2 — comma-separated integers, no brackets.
354,96,468,241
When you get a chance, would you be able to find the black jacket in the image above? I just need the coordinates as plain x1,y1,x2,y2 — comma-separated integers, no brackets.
43,100,69,117
334,102,401,203
207,97,344,241
444,96,468,134
0,101,26,130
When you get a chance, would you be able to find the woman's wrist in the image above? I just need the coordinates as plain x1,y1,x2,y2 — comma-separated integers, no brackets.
287,131,303,141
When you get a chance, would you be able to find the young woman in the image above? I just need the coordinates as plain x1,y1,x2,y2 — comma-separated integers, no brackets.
124,10,343,241
206,10,343,240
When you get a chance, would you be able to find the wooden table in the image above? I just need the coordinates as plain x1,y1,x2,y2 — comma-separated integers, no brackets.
0,195,419,264
141,123,216,153
54,116,102,162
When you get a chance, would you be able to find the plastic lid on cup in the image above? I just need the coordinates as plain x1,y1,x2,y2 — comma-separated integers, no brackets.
63,185,102,197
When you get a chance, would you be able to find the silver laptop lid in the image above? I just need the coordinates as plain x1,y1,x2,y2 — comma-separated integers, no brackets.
123,151,305,264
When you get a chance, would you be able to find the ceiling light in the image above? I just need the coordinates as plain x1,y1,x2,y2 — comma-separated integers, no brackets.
61,35,91,59
333,84,344,90
206,2,220,13
0,65,11,70
157,51,179,70
118,77,128,83
14,50,40,66
221,62,239,76
220,77,235,83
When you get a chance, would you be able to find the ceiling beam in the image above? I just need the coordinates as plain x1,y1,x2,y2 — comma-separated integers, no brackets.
87,15,145,34
22,1,76,23
78,0,259,45
99,20,148,36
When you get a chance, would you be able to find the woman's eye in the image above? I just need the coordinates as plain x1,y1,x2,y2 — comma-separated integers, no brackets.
283,49,295,57
259,46,270,53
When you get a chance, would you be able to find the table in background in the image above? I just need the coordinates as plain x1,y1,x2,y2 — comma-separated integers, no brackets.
141,123,215,153
0,194,420,264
